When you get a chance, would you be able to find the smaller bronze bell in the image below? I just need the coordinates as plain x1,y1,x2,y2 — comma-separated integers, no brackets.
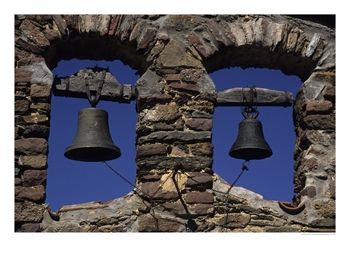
64,107,121,162
229,118,272,160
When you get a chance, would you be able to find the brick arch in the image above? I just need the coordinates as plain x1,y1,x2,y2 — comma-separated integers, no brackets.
15,15,335,232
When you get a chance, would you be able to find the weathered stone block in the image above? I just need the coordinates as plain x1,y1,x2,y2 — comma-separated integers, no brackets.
187,110,212,119
139,130,211,144
303,114,335,130
189,142,212,156
15,185,45,202
22,114,49,125
23,125,49,138
17,223,41,232
44,223,90,232
299,130,334,150
169,82,200,93
19,19,50,48
52,15,67,35
30,84,51,99
161,201,188,216
122,17,141,41
79,15,111,35
185,118,212,131
206,19,232,46
28,62,53,86
180,68,203,83
169,145,189,157
265,226,302,232
249,216,286,227
15,99,30,114
140,181,179,200
19,155,47,169
63,15,79,31
136,143,168,158
327,177,336,199
137,27,158,50
30,102,51,113
185,172,213,189
136,70,172,111
164,74,181,82
300,186,317,198
22,170,47,186
129,20,147,42
305,100,333,115
187,31,215,58
15,177,22,186
310,218,335,228
298,157,319,173
189,203,214,216
186,99,214,113
138,213,186,232
15,201,45,223
15,138,48,155
158,40,202,68
216,213,251,228
15,67,32,83
142,103,180,123
313,199,335,218
324,85,335,102
313,71,335,85
96,217,120,227
185,191,214,204
137,156,212,171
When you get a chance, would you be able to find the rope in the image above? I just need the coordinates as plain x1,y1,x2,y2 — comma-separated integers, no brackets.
103,162,199,231
103,161,154,201
223,160,249,226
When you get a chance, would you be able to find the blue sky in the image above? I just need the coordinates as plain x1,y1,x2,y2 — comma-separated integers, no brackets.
47,59,302,211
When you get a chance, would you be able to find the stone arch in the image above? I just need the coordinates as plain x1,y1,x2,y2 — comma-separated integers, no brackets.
179,15,335,229
15,15,163,231
15,15,335,232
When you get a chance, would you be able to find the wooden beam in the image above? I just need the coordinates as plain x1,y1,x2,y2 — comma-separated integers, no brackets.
53,69,135,103
216,87,294,107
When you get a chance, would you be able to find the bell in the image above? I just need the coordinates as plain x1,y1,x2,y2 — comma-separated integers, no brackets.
229,118,272,160
64,107,121,162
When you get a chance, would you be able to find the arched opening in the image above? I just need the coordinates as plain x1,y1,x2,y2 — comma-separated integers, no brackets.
211,67,302,201
46,59,138,211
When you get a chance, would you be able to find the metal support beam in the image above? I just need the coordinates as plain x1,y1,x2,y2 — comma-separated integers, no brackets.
216,87,294,107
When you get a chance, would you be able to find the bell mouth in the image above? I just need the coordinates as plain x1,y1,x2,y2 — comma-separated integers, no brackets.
64,145,121,162
229,147,272,160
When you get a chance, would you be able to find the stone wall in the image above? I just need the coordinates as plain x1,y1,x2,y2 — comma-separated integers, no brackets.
14,15,335,232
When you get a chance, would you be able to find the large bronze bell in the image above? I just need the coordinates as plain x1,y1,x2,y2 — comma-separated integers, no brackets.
64,107,121,162
229,118,272,160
